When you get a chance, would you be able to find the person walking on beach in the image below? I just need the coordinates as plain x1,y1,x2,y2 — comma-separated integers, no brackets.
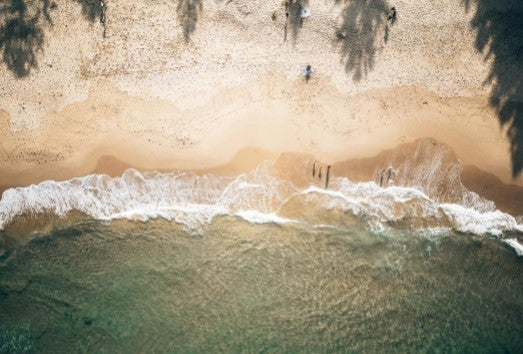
386,167,393,185
380,167,393,187
300,6,311,26
318,166,322,181
312,160,317,177
387,6,396,24
99,0,106,24
325,165,331,189
303,65,314,82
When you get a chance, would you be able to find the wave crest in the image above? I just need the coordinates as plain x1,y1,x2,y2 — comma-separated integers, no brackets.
1,163,521,236
1,140,522,256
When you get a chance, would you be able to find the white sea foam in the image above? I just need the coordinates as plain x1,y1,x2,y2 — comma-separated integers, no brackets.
0,164,293,231
503,238,523,256
377,139,496,212
301,179,522,236
439,204,523,236
0,163,521,239
235,210,297,225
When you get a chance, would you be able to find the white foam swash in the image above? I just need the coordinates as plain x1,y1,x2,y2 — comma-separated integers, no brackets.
0,164,522,240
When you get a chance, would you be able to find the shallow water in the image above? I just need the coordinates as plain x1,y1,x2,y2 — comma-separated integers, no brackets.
1,146,523,352
0,217,522,352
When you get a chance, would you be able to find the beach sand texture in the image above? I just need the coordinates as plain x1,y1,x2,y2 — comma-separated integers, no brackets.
2,3,523,350
0,0,522,187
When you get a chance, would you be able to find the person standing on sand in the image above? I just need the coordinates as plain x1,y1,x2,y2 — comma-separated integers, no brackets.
312,160,317,177
303,65,314,82
300,6,311,26
380,167,393,187
387,7,396,24
99,0,106,24
318,167,322,181
325,165,331,189
386,167,393,185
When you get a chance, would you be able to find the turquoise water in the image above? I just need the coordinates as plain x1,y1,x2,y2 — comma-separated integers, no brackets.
1,217,521,352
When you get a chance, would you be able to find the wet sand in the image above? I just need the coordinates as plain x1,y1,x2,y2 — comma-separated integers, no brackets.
2,139,522,219
1,0,521,212
0,81,519,185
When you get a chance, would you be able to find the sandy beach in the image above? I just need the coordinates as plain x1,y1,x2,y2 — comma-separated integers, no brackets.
2,1,523,351
1,0,522,200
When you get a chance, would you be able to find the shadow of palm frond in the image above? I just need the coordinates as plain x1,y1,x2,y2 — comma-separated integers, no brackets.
75,0,103,23
177,0,203,42
463,0,523,178
0,0,102,79
334,0,389,81
286,0,309,43
0,0,53,78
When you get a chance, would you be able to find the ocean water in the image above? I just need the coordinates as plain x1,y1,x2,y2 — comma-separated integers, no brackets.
0,152,522,352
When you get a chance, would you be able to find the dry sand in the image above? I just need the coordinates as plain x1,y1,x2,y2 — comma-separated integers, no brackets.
0,0,521,196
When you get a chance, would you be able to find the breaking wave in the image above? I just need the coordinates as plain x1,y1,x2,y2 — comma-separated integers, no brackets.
0,140,522,255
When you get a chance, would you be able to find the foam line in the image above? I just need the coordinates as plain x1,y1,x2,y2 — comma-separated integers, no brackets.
504,239,523,256
0,164,521,239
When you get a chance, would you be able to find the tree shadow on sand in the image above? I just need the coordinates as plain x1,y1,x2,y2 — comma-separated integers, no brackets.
462,0,523,178
284,0,309,43
334,0,389,82
75,0,104,23
0,0,51,78
0,0,101,78
176,0,202,42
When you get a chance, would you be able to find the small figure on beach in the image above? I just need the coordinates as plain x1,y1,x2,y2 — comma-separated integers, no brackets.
303,65,314,82
318,166,323,181
312,160,317,177
300,7,311,26
325,165,331,189
99,0,106,24
283,0,291,41
379,167,393,187
387,6,397,24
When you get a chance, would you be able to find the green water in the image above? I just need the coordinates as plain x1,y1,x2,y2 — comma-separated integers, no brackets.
0,218,522,353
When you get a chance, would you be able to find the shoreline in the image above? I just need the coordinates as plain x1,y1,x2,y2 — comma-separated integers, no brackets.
2,139,522,218
0,0,522,350
1,77,520,188
1,0,521,218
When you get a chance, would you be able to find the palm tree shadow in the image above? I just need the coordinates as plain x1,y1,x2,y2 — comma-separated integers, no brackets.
75,0,102,23
0,0,50,78
176,0,203,42
0,0,101,79
383,14,396,43
462,0,523,178
334,0,389,81
285,0,309,43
